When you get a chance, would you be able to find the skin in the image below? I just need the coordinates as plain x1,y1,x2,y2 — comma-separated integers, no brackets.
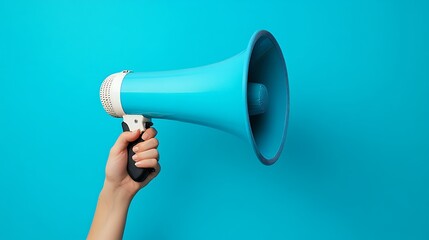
87,128,160,240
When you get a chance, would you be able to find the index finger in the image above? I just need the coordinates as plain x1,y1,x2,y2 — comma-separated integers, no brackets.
142,127,158,140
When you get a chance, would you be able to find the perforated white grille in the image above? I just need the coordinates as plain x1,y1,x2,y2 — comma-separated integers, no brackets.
100,74,120,117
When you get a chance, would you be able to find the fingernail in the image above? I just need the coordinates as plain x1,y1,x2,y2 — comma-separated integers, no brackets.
135,161,142,167
132,154,137,160
133,146,138,152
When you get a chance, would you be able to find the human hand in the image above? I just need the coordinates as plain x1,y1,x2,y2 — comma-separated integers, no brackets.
104,128,160,200
87,128,160,240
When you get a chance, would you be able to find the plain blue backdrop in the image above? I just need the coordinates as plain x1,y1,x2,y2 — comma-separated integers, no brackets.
0,0,428,239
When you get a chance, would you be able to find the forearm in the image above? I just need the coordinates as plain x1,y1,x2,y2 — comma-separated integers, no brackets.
87,182,134,240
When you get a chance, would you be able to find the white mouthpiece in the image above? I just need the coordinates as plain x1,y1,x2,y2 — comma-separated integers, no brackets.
99,71,129,118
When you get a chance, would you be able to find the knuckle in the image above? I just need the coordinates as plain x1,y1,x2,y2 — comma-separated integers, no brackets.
152,149,159,159
151,138,159,148
145,129,153,136
152,128,158,135
148,159,158,167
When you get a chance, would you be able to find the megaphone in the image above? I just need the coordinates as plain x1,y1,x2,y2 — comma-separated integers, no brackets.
100,30,289,182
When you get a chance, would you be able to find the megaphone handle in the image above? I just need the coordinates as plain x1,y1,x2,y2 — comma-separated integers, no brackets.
121,121,154,182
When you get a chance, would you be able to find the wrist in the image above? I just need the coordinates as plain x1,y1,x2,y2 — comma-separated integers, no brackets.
101,181,135,204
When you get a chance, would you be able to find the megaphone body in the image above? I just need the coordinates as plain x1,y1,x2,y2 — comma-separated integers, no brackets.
100,30,289,182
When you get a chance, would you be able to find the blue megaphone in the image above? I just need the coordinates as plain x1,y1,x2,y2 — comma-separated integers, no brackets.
100,30,289,182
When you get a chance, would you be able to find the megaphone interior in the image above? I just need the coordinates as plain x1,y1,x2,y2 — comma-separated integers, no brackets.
100,30,289,182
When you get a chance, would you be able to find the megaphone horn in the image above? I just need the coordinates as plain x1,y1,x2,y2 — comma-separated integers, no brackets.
100,30,289,182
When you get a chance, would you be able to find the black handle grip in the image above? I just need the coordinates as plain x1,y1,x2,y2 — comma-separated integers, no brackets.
122,122,154,182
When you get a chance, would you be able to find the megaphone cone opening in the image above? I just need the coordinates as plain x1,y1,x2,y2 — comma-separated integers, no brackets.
244,30,289,165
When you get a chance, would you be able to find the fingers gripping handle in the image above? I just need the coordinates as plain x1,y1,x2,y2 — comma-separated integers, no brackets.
124,130,153,182
122,115,154,182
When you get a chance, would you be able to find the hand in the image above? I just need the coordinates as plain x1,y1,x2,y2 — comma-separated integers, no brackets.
88,128,160,240
104,128,160,199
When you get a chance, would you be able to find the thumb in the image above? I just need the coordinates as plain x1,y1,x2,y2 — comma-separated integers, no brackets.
110,130,141,155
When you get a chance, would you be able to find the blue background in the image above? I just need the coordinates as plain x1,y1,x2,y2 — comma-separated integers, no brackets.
0,0,428,239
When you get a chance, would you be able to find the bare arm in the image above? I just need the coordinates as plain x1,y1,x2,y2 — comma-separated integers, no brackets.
88,128,160,240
